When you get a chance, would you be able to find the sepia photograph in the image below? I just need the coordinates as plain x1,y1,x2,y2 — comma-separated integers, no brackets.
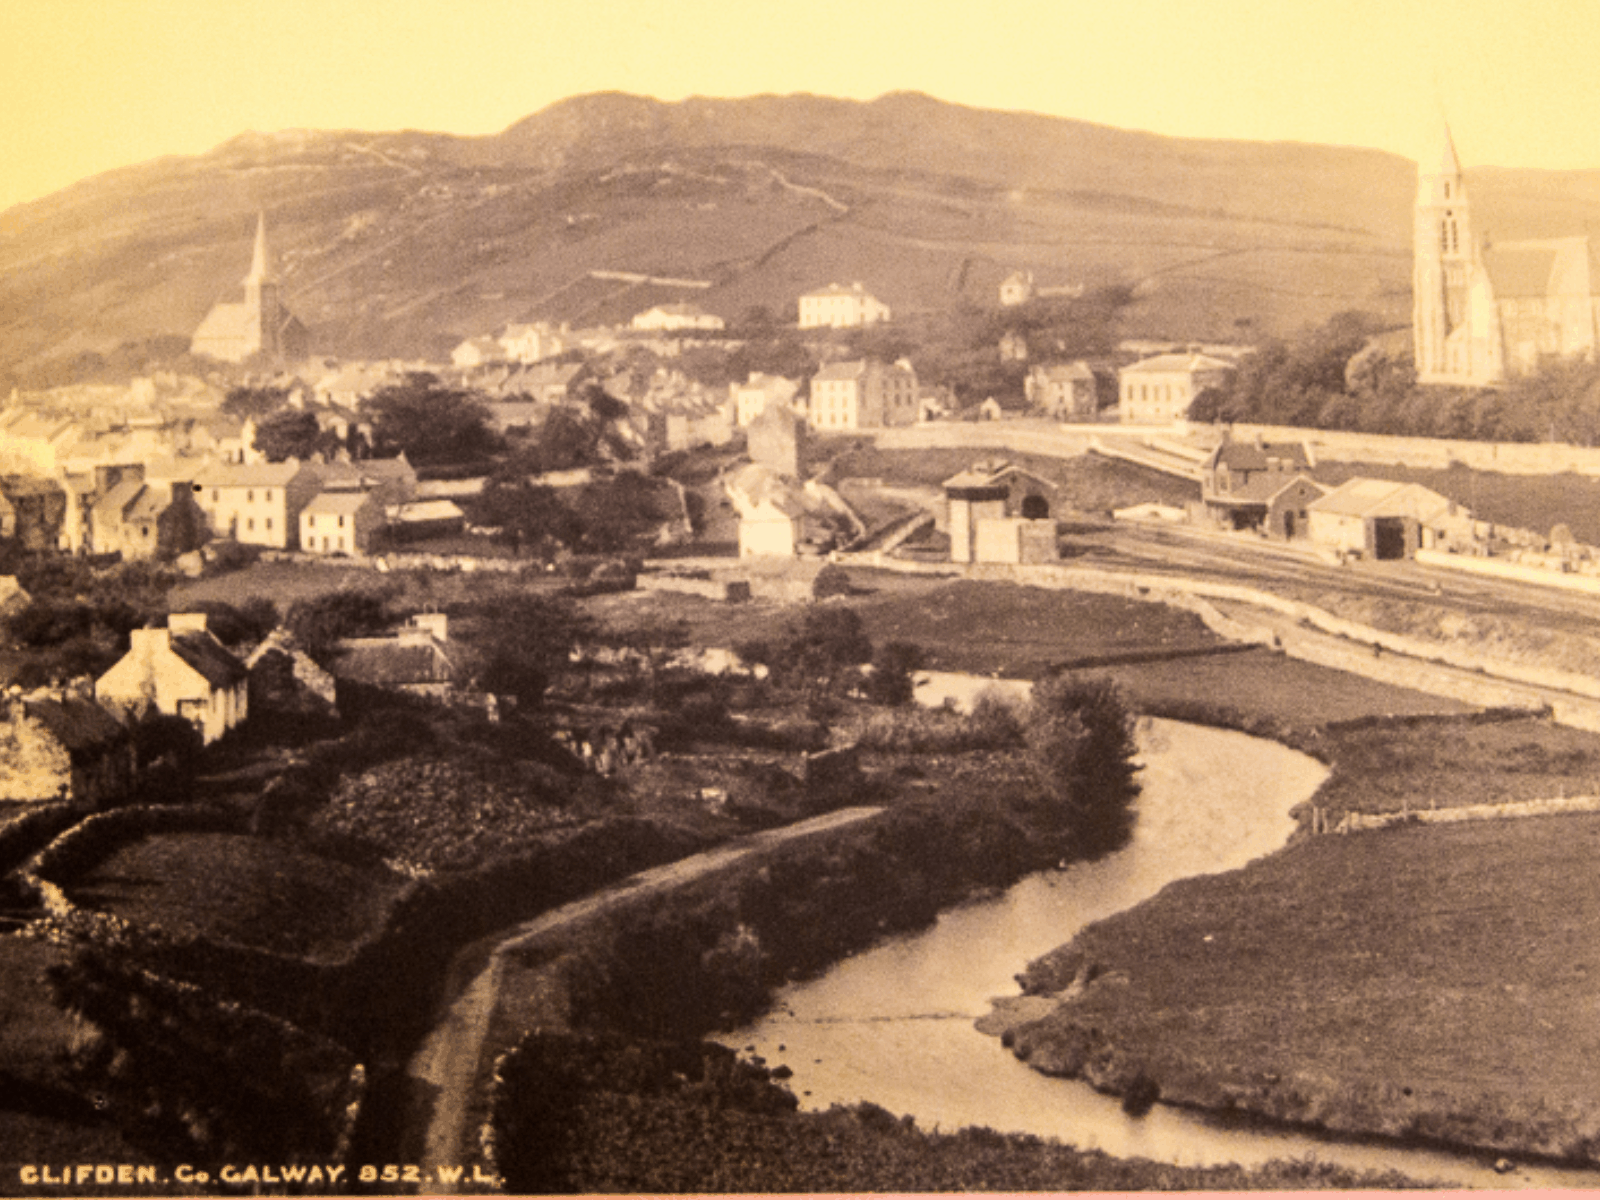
5,0,1600,1192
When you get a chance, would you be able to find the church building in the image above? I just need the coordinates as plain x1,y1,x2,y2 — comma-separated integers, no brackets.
190,214,309,364
1414,124,1600,387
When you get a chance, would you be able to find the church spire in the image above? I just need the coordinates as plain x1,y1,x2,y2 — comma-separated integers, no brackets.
1432,119,1462,179
244,212,276,287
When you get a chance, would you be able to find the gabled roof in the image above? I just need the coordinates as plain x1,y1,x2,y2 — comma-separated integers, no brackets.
91,478,145,521
1213,471,1327,506
22,695,127,752
303,490,379,516
1307,478,1460,522
813,359,869,382
1208,439,1310,474
329,639,453,686
802,282,879,299
1122,353,1236,375
942,459,1058,491
1032,362,1096,382
195,460,305,487
170,632,249,689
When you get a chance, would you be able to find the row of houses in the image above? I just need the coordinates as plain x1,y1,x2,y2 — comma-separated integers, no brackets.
0,609,467,807
1197,436,1478,558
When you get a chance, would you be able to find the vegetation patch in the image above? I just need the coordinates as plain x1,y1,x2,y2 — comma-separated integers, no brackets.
66,833,406,962
1000,815,1600,1165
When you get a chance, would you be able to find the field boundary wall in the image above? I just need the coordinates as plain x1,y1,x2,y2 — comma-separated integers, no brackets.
1415,548,1600,595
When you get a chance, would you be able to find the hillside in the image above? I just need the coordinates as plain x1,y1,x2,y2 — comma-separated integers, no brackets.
3,91,1596,376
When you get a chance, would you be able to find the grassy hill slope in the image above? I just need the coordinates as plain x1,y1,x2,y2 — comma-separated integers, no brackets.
4,91,1597,376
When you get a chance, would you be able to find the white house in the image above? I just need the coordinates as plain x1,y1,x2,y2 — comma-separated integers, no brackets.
1118,353,1235,424
96,614,248,745
798,283,890,329
630,304,725,333
730,373,801,427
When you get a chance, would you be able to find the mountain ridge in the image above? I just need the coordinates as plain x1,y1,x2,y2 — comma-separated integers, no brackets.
2,91,1595,376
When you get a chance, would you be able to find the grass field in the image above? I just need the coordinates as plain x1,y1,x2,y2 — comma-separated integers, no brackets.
1007,814,1600,1163
69,834,407,962
1088,647,1471,727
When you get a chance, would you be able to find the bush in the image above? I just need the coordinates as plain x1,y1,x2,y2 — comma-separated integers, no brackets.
1023,674,1140,855
864,641,924,706
812,564,853,599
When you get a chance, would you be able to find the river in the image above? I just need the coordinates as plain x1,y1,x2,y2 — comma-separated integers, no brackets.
721,711,1600,1190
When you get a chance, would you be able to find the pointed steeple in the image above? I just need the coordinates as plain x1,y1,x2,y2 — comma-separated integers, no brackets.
1432,119,1462,178
244,212,276,287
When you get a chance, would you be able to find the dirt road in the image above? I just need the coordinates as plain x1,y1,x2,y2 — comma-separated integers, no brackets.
400,805,884,1184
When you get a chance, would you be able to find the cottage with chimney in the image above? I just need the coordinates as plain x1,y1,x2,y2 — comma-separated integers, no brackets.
95,614,248,745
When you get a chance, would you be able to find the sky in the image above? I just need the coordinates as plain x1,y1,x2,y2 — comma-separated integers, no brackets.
3,0,1599,215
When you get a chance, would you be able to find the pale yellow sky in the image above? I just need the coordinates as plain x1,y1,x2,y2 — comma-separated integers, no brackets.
3,0,1597,215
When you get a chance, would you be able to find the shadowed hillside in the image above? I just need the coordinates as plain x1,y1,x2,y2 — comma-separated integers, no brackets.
2,91,1595,376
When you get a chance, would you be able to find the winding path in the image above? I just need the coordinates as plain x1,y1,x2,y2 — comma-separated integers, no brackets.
399,806,884,1180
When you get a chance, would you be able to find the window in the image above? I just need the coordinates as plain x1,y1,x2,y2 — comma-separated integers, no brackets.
265,518,272,531
247,490,254,502
212,489,219,503
338,515,346,528
247,518,254,532
265,489,274,502
308,515,315,529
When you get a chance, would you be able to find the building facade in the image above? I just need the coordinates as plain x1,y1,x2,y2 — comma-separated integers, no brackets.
1118,353,1234,424
808,359,918,431
190,214,309,364
1414,124,1600,387
798,283,891,329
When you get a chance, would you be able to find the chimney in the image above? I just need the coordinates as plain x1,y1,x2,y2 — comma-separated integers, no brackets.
168,613,210,636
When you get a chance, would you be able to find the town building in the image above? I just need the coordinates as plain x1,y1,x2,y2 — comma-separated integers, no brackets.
0,687,136,806
194,460,320,549
0,476,67,551
499,322,567,363
88,479,209,561
941,459,1059,564
808,359,918,431
1118,353,1235,424
328,613,458,701
1306,478,1475,560
630,304,725,332
1199,436,1325,537
1414,123,1600,387
1026,362,1100,420
300,490,384,556
999,270,1035,307
730,373,801,427
798,283,891,329
190,214,309,364
96,614,249,745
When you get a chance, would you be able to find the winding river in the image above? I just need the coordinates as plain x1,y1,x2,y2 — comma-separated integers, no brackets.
721,703,1600,1189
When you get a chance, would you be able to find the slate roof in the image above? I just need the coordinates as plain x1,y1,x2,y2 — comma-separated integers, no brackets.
170,632,249,689
1122,353,1236,375
1307,478,1460,522
329,639,454,686
195,461,305,488
1208,440,1310,473
23,695,127,752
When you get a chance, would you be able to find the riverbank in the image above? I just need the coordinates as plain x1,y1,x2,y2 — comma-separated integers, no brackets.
985,812,1600,1169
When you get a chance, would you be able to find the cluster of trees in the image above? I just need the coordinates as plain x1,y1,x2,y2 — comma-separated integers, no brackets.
1189,310,1600,446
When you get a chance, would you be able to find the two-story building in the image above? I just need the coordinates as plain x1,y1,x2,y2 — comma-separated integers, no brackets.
300,490,385,556
730,373,801,427
630,304,725,333
807,359,918,431
1025,362,1100,421
194,460,321,549
798,283,891,329
1118,353,1235,424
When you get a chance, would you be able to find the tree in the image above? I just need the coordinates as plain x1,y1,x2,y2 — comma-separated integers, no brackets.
1023,674,1140,855
252,409,333,462
284,588,396,664
469,479,583,556
469,592,593,708
221,385,288,421
865,641,924,706
366,373,502,465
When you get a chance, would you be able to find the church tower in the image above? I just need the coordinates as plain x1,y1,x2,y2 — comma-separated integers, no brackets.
1413,123,1476,384
243,212,282,360
190,212,307,363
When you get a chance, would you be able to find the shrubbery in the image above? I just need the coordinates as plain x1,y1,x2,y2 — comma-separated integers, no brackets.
1023,674,1140,855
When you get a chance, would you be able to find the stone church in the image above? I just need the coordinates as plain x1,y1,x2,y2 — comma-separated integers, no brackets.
190,214,308,364
1414,125,1600,387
